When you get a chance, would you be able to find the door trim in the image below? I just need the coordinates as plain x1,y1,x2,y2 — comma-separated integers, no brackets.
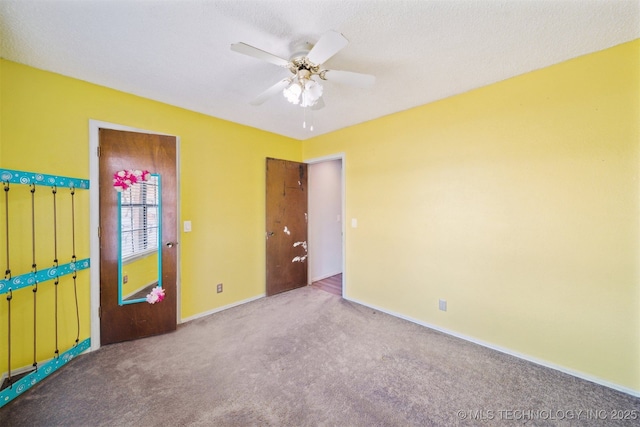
89,120,181,351
304,152,346,297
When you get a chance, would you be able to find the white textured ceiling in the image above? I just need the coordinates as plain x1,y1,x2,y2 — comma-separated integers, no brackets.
1,0,639,140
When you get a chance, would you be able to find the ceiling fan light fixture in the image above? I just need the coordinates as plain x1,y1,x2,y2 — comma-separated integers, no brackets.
283,82,302,104
300,79,323,107
283,78,323,107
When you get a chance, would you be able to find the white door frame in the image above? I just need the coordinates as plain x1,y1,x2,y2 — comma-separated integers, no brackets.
88,120,181,351
304,152,346,296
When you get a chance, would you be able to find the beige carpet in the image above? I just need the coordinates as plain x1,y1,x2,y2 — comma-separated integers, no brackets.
1,286,638,426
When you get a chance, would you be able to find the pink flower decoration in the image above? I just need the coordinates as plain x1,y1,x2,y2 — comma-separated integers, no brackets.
146,286,166,304
113,169,150,191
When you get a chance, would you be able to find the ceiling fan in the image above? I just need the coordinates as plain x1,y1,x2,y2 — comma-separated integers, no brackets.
231,30,375,109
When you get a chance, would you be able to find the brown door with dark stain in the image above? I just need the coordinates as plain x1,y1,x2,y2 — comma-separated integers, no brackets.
266,158,308,296
99,129,178,345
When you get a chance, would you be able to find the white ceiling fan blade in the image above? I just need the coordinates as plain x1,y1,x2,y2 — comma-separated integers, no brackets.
321,69,375,88
231,42,290,68
306,30,348,65
250,78,291,106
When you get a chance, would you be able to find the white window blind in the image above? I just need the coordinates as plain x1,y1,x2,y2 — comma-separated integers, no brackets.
121,176,159,260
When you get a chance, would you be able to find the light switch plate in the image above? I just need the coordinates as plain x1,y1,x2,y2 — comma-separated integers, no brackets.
351,218,358,228
184,220,192,232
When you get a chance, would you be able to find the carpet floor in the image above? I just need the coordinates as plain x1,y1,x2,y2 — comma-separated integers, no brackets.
1,286,638,426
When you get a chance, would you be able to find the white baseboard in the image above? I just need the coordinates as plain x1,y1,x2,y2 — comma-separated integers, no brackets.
180,294,266,324
345,296,640,398
0,347,93,385
0,363,38,386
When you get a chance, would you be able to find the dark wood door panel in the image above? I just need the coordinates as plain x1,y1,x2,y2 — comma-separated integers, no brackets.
266,158,308,296
99,129,177,345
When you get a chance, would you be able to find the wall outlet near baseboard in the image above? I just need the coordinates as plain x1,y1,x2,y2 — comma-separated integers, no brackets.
217,283,223,293
439,299,447,312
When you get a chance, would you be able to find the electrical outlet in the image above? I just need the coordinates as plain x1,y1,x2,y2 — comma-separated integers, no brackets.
439,299,447,312
123,275,128,284
216,283,223,293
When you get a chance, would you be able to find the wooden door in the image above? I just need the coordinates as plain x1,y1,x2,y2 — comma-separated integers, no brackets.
266,158,308,296
99,129,178,345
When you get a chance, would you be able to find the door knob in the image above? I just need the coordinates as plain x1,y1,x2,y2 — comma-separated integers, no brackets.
166,242,178,248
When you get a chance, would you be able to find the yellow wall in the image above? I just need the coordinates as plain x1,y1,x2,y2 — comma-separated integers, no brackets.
304,40,640,393
0,59,300,369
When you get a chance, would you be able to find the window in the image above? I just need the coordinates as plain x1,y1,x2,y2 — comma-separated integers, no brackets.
120,175,159,261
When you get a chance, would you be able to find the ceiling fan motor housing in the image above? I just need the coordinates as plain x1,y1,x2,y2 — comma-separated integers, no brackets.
289,41,321,76
289,41,313,61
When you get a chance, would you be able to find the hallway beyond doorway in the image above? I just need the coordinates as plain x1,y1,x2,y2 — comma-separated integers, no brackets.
310,274,342,296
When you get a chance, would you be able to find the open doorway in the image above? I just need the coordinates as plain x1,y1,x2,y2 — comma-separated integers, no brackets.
307,155,344,296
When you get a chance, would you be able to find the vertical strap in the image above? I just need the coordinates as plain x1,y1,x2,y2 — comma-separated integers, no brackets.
6,289,12,388
3,182,10,280
32,282,38,371
73,272,80,345
54,278,59,358
70,187,76,263
70,186,80,345
30,184,37,273
30,185,39,370
52,186,58,267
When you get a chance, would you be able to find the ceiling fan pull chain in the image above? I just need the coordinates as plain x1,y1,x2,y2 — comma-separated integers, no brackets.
310,108,314,132
301,107,315,132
